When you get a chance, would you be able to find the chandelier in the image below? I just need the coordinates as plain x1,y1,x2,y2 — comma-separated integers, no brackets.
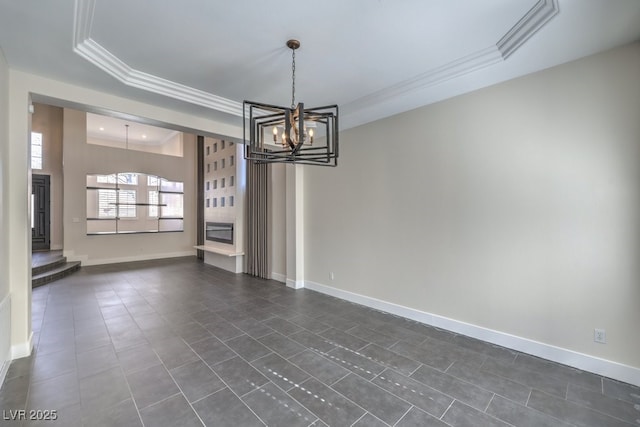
244,40,339,166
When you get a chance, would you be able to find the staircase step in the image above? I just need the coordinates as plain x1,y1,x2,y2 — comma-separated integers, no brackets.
32,261,81,288
32,256,67,276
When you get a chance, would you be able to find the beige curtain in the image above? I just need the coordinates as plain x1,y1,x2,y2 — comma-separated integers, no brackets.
245,161,271,278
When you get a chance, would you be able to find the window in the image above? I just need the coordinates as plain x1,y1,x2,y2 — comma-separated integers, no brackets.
213,179,217,189
148,190,159,217
206,198,210,208
206,181,210,191
230,175,235,187
221,158,226,169
96,188,135,219
206,146,210,156
97,174,117,184
118,173,138,185
230,155,234,166
221,140,226,150
230,142,234,147
97,190,117,218
213,198,217,208
87,173,184,235
221,178,225,188
207,163,210,173
214,143,218,153
214,161,218,171
229,196,234,207
31,132,43,170
161,193,183,218
118,190,137,218
221,197,225,207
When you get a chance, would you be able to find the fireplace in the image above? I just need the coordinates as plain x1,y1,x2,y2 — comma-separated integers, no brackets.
206,222,234,244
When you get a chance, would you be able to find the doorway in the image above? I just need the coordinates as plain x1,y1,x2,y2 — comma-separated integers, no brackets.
32,174,50,251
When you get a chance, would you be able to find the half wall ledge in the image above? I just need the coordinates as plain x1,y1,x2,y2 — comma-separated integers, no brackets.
194,245,244,274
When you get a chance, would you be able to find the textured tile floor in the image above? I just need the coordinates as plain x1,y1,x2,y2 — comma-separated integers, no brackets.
1,257,639,426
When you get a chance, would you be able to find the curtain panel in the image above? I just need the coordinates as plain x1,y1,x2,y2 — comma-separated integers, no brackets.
245,161,271,278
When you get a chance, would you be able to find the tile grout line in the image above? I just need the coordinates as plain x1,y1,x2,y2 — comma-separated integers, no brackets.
17,258,640,427
273,323,496,424
407,362,423,377
79,286,138,425
252,341,387,426
440,399,455,421
349,411,369,427
264,369,369,426
131,311,260,426
391,405,415,427
245,347,347,424
484,393,496,412
202,342,298,426
532,386,640,426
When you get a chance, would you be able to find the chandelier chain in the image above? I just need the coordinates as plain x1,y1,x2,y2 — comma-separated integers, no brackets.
291,47,296,109
243,38,338,167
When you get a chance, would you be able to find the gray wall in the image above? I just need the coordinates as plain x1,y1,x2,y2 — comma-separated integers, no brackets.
0,47,10,371
31,104,64,250
304,43,640,371
270,163,287,281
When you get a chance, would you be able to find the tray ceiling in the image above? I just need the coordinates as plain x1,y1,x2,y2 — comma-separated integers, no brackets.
1,0,639,130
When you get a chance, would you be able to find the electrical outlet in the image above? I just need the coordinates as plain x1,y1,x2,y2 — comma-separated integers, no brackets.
594,328,606,344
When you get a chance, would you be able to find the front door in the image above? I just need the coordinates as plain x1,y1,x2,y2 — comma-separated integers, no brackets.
32,174,50,251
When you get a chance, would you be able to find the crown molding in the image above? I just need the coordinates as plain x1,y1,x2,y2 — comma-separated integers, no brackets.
343,0,559,118
72,0,94,44
72,0,243,117
497,0,560,58
73,0,558,123
74,38,130,80
342,46,504,114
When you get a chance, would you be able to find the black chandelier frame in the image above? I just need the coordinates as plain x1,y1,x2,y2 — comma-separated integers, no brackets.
243,100,339,166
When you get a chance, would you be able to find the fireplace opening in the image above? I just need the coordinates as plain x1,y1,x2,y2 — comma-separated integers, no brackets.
206,222,234,244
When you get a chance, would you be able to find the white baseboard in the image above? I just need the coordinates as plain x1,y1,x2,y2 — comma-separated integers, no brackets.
63,249,88,264
271,272,286,283
11,331,33,360
304,280,640,387
73,250,196,266
0,358,9,388
286,279,304,289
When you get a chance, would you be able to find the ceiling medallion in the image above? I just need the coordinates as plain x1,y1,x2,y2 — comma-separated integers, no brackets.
243,39,339,166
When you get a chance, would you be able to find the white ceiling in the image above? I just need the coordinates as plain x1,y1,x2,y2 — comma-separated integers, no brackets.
86,113,179,145
1,0,640,132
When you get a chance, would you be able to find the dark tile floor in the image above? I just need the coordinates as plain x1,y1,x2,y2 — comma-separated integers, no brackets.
31,251,64,269
1,257,639,426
